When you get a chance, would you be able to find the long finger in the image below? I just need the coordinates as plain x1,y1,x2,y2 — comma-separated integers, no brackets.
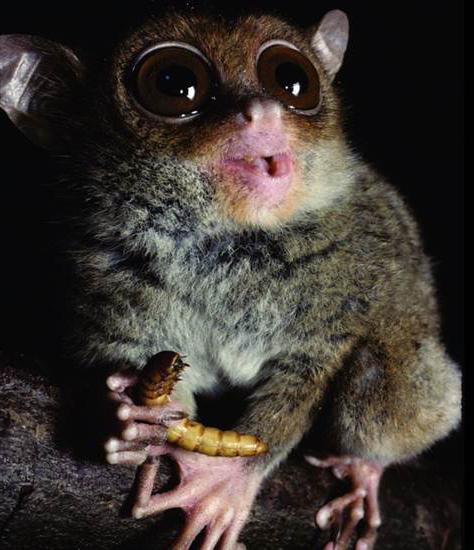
105,418,147,449
106,450,148,466
104,437,149,454
120,422,168,444
316,489,366,529
116,403,187,424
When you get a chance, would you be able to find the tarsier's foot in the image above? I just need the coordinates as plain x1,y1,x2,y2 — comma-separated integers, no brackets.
104,370,258,550
132,449,259,550
305,455,383,550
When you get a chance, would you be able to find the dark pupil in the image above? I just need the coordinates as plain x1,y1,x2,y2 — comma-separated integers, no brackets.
275,62,308,97
157,64,197,100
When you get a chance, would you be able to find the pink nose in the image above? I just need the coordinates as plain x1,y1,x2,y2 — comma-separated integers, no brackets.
240,98,283,126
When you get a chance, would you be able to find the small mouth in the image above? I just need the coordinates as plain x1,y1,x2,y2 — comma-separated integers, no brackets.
215,150,294,206
223,152,293,179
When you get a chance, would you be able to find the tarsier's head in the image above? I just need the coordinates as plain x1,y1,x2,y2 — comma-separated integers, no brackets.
0,9,352,233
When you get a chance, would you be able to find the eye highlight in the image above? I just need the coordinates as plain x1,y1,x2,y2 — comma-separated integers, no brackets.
130,43,215,119
257,43,321,114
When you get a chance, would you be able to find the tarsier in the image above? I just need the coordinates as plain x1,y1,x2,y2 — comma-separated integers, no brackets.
0,5,462,550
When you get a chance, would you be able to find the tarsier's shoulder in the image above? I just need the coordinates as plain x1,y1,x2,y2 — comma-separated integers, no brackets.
303,161,435,307
343,163,424,249
347,162,409,212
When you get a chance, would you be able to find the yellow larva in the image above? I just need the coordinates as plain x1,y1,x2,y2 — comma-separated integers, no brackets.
138,351,268,457
167,419,268,457
137,350,185,407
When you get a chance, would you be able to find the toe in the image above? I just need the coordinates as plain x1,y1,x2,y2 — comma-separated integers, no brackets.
316,490,365,529
334,497,364,549
219,513,249,550
132,458,159,508
200,509,234,550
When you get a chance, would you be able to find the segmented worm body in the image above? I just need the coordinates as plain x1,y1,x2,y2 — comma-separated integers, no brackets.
137,351,187,407
138,351,268,457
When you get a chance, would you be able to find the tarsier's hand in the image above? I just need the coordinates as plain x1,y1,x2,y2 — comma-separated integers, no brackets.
103,370,259,550
104,369,187,465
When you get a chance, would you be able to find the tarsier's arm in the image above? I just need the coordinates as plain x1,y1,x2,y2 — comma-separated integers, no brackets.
232,354,332,470
103,349,333,550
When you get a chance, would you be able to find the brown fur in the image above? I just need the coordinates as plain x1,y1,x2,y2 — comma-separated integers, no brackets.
0,5,461,489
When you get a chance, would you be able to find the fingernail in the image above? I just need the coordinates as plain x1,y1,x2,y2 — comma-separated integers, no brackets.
317,509,331,529
132,507,144,519
104,438,119,452
370,515,382,528
106,376,120,390
163,411,188,423
123,425,138,440
107,453,119,464
117,405,130,420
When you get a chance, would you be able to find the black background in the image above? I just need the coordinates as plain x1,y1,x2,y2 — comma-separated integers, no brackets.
0,0,463,367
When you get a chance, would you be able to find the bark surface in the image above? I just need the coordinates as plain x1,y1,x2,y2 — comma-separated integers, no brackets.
0,351,462,550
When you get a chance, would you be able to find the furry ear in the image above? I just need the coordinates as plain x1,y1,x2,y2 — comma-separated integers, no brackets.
310,10,349,81
0,35,84,151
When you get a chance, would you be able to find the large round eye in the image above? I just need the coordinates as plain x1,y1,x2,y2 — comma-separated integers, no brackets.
131,44,214,119
257,44,321,113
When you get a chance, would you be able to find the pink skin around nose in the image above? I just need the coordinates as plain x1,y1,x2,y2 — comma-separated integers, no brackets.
214,98,295,207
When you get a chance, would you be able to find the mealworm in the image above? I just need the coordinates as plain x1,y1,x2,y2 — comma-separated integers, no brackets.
138,351,268,456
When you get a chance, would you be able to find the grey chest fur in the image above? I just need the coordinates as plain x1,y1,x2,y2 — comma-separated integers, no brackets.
140,241,297,396
86,221,370,406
